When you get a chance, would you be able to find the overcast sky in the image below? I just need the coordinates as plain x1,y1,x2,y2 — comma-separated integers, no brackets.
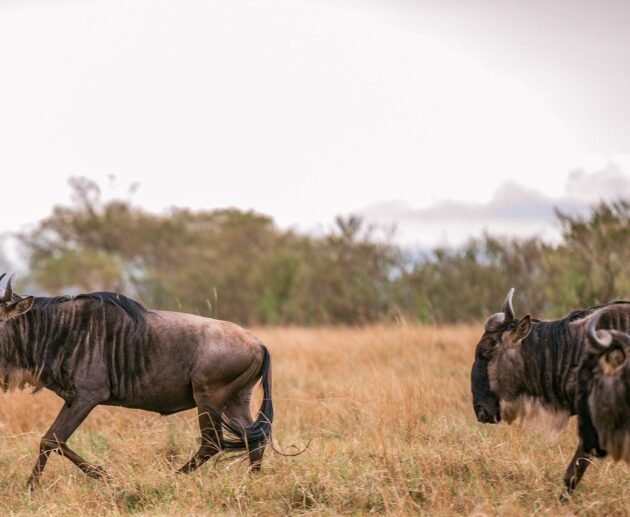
1,0,629,253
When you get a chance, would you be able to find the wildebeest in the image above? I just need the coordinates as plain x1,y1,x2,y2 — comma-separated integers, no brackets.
470,288,630,494
0,273,273,488
576,310,630,464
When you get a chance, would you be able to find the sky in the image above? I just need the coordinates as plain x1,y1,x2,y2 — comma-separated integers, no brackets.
1,0,629,258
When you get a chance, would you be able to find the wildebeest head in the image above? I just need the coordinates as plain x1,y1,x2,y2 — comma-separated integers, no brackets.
471,288,532,423
580,310,630,462
0,273,33,323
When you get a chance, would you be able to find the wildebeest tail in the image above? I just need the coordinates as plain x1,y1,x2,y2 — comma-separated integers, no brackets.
217,345,273,451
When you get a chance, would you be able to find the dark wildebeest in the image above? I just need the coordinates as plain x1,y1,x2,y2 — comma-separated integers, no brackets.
0,274,273,488
575,310,630,465
470,288,630,495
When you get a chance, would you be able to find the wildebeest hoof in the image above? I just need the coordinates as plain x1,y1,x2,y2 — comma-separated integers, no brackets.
26,477,39,492
559,488,573,503
590,448,607,458
84,464,109,480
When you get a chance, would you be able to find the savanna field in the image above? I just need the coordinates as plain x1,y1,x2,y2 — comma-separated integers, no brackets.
2,324,630,515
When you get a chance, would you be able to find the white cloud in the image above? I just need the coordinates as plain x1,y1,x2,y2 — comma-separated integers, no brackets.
565,164,630,200
360,164,630,247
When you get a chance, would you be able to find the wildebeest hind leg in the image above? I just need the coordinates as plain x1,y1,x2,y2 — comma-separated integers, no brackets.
27,398,104,488
561,446,592,499
177,407,223,474
225,393,264,472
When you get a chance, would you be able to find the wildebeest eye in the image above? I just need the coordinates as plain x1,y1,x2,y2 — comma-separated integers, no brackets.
477,338,497,359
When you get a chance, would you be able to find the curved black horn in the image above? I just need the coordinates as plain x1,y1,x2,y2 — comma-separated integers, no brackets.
587,308,612,351
501,288,516,322
1,273,14,303
0,273,6,284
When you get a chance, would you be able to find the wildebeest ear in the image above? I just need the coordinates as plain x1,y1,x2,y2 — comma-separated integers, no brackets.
513,314,532,342
8,296,34,317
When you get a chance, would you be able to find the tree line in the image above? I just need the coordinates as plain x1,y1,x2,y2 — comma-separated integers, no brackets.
4,177,629,325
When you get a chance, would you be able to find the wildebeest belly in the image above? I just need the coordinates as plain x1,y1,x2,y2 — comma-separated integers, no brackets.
105,379,196,415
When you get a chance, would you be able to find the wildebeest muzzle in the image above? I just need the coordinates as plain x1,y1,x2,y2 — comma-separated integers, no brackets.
474,398,501,424
471,358,501,423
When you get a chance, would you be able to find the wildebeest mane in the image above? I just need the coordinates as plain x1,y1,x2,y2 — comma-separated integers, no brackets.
3,292,153,400
31,291,149,326
520,316,583,412
522,302,630,412
530,307,595,326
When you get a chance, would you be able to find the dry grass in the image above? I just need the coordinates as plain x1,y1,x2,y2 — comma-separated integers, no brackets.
1,323,630,515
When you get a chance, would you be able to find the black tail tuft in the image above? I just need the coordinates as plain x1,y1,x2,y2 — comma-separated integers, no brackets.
216,345,273,451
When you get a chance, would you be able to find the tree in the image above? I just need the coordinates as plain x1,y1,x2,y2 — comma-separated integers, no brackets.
19,176,629,325
553,200,630,306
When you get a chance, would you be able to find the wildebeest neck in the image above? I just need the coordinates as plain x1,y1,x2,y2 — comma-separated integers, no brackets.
512,316,587,414
0,293,151,399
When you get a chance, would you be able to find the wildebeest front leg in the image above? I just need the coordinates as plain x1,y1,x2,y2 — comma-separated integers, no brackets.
27,398,104,488
177,408,223,474
561,446,592,499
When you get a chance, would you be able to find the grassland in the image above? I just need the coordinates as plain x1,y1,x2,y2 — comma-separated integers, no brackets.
1,323,630,515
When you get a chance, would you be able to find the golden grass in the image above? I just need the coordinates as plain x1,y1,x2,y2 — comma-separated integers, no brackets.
1,323,630,515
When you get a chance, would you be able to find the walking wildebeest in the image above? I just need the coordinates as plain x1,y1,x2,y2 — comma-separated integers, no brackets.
0,273,273,488
470,288,630,495
575,310,630,464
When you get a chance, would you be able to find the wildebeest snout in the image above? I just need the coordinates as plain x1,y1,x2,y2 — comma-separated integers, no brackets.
475,401,501,424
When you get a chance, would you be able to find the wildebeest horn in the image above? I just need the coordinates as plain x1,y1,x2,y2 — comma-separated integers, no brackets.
502,288,516,322
587,309,613,350
1,273,14,303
